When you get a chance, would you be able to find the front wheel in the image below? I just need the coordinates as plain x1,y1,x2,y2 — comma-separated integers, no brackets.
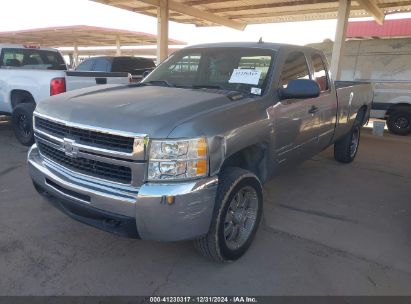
334,123,361,163
194,167,263,262
12,103,36,146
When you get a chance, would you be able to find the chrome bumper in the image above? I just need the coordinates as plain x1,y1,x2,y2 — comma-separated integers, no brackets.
28,144,219,241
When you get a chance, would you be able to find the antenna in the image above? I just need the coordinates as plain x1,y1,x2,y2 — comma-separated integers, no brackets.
258,37,264,44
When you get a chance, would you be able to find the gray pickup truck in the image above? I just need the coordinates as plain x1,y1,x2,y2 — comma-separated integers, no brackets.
28,42,373,262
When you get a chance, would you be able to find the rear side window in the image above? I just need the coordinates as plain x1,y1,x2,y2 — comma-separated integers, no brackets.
76,59,94,71
0,48,66,70
279,51,310,88
311,53,329,92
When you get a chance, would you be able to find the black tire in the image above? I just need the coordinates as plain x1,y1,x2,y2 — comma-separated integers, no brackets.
12,103,36,146
194,167,263,262
387,110,411,136
334,122,361,163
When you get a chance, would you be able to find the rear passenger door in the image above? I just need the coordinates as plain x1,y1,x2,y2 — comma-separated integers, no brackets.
309,53,336,149
274,51,320,163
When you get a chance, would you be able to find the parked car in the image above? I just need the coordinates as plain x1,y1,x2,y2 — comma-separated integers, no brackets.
310,38,411,135
75,56,156,82
28,42,372,262
0,44,131,145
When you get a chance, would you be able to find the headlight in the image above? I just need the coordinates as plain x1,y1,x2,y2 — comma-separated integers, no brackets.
148,138,207,180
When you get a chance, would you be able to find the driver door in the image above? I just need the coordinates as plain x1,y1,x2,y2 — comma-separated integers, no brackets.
273,51,321,164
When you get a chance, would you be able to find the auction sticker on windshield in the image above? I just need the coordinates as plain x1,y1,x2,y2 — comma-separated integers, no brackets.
229,69,261,85
250,87,262,95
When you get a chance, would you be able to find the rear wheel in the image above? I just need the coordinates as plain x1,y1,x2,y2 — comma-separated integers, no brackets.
194,167,263,262
334,122,361,163
12,103,36,146
387,110,411,136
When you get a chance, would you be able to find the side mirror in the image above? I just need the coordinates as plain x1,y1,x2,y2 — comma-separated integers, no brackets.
279,79,320,100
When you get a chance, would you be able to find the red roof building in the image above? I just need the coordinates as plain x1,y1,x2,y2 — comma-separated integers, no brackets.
347,18,411,39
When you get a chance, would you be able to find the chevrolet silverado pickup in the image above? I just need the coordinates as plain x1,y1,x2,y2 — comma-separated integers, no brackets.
28,42,373,262
0,44,130,145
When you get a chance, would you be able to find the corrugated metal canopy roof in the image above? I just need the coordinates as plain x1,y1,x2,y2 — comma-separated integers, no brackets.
93,0,411,28
0,25,186,47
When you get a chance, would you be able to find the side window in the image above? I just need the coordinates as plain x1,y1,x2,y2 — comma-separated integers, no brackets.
311,53,329,92
76,59,94,71
279,51,310,88
93,58,110,72
111,59,126,72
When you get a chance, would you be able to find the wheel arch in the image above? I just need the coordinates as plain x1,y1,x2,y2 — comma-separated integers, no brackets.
355,105,369,126
385,103,411,117
219,142,270,183
10,89,36,109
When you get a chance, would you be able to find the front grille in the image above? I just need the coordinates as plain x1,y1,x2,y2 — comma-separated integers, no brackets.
37,141,132,184
35,117,134,153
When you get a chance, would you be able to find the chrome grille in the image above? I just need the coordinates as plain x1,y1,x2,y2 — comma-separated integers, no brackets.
37,141,132,184
35,117,134,153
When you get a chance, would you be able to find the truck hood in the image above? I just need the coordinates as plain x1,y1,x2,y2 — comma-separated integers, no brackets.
36,84,237,138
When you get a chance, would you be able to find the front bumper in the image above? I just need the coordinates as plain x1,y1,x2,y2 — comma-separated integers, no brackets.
28,144,219,241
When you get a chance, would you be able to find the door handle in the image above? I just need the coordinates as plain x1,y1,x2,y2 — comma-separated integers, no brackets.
308,105,319,114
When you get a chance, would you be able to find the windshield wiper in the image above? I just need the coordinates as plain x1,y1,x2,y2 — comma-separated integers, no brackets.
191,84,257,97
192,84,225,90
144,80,175,87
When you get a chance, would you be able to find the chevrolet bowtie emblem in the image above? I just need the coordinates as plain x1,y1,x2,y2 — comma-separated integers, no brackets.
63,138,79,158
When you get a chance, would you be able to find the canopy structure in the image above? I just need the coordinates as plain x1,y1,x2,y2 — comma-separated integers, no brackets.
0,25,185,65
94,0,411,27
93,0,411,79
59,46,182,57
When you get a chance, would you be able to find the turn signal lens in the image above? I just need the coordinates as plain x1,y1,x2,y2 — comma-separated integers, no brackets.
197,138,207,157
196,159,207,175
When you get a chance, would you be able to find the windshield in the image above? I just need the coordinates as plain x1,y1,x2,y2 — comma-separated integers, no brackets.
143,48,275,96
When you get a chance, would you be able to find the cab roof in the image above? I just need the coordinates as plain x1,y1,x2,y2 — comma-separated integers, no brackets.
0,43,59,52
184,42,320,53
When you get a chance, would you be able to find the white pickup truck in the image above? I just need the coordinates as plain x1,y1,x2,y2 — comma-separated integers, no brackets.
0,44,130,145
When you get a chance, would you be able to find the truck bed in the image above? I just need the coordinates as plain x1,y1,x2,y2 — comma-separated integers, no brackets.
333,81,373,141
65,71,130,91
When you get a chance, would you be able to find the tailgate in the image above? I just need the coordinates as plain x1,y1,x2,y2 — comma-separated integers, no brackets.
65,71,130,91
